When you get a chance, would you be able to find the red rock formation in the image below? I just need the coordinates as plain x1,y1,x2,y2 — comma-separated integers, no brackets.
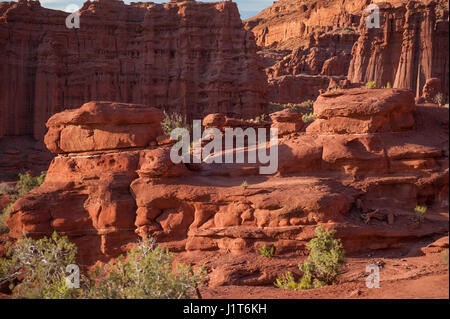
246,0,448,102
348,1,449,97
244,0,365,49
5,89,449,267
306,88,416,134
0,0,267,141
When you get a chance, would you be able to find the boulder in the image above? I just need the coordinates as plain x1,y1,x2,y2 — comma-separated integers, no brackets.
44,101,164,154
307,88,416,134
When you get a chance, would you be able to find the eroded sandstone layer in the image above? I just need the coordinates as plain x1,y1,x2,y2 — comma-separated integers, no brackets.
245,0,449,102
6,89,449,270
0,0,267,141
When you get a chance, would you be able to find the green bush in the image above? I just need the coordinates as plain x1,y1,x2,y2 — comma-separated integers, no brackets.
298,226,345,286
88,238,206,299
0,183,14,196
274,272,299,290
302,112,315,123
0,172,46,235
259,244,274,258
381,82,392,89
274,226,345,290
10,171,46,201
365,81,376,89
1,235,206,299
161,111,190,136
414,205,427,224
241,180,249,190
0,232,81,299
0,203,14,235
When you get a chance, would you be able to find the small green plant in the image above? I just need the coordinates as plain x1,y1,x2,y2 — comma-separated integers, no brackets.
433,92,446,107
0,172,46,235
14,171,46,199
161,111,189,136
381,82,392,89
441,249,449,265
88,238,206,299
0,203,14,235
0,183,14,196
298,226,345,286
241,180,248,190
366,81,376,89
0,232,82,299
275,226,345,290
414,205,427,224
302,112,315,123
259,244,275,258
444,103,449,108
1,235,206,299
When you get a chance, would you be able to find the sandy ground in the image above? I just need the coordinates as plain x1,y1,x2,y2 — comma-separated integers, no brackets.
200,253,449,299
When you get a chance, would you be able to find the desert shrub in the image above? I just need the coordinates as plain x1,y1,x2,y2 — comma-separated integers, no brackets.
365,81,376,89
298,226,345,286
444,103,449,108
254,114,267,122
241,180,249,190
161,111,189,136
414,205,427,224
0,172,46,235
88,238,206,299
274,226,345,290
259,244,275,258
0,232,82,299
274,272,299,290
433,92,446,106
0,202,14,235
302,112,315,123
13,171,46,200
0,183,14,196
328,86,343,92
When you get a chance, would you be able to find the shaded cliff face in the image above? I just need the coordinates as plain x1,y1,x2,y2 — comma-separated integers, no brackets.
244,0,368,49
348,1,449,97
0,0,267,141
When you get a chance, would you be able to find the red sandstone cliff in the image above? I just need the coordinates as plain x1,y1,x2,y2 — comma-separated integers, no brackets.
0,0,267,142
246,0,449,102
348,1,449,97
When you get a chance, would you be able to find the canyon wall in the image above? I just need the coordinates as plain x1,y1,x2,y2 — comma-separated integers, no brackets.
348,1,449,97
0,0,267,142
246,0,449,101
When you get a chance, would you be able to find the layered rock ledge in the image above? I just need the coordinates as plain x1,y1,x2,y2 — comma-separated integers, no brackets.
5,92,449,276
